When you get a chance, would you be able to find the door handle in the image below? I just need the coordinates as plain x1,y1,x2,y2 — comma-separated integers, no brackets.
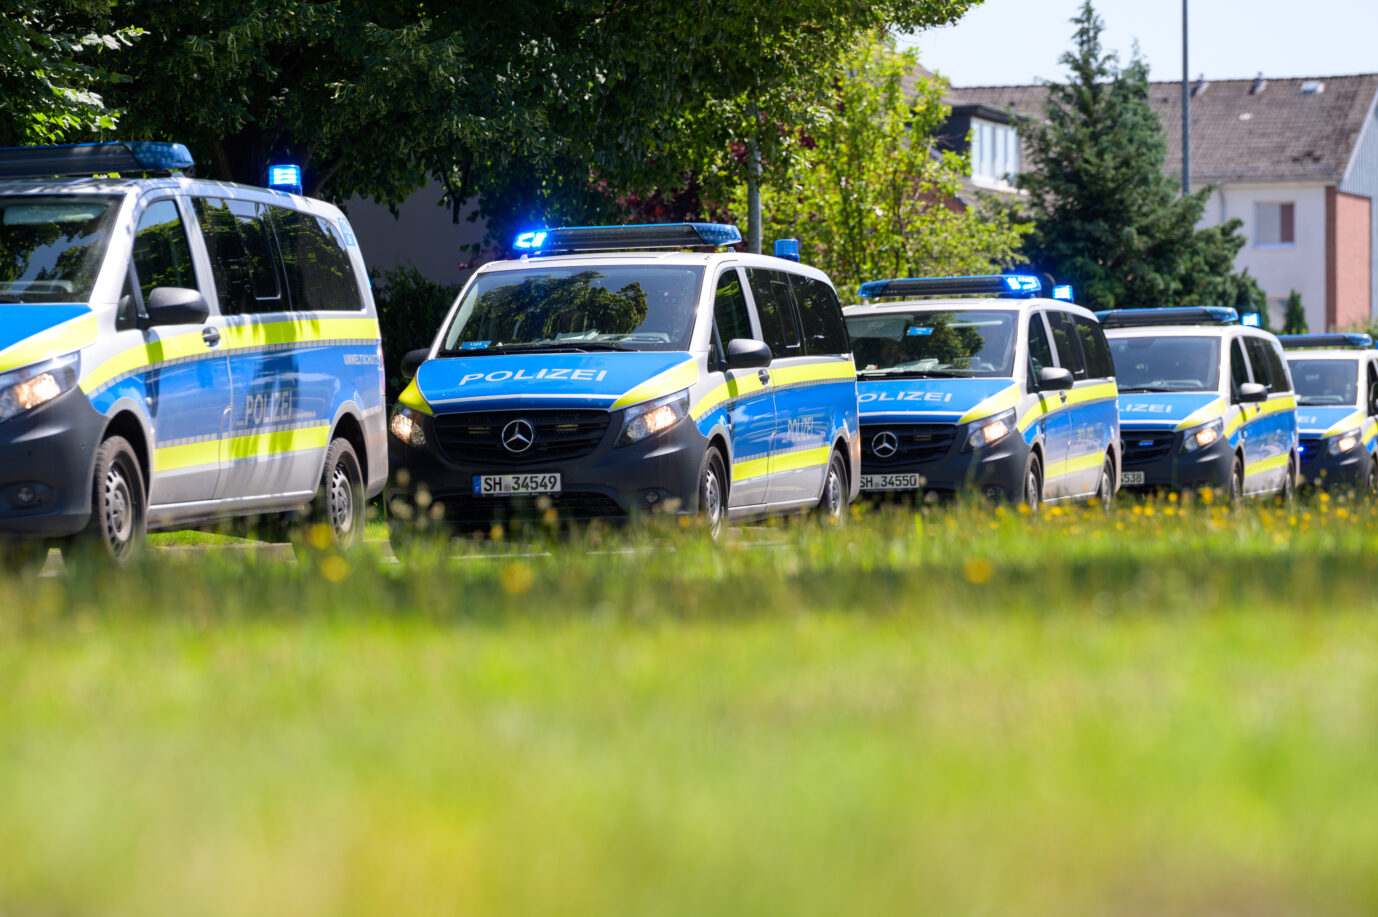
1059,391,1068,403
758,369,771,386
202,326,221,348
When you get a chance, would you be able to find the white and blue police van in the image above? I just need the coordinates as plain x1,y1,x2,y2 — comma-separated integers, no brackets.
386,224,860,540
1101,307,1298,501
1279,333,1378,491
843,275,1120,506
0,141,386,567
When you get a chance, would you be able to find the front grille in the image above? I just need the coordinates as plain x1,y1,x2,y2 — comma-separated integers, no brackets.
1121,430,1177,467
439,492,626,531
432,410,610,466
1298,437,1322,463
860,423,958,466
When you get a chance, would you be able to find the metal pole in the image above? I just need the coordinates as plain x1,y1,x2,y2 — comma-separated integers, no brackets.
1182,0,1191,195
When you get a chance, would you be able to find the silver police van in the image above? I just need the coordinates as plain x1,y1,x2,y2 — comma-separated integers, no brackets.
0,141,386,567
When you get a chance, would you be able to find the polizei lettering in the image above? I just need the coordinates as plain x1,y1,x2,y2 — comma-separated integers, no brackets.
457,368,610,385
858,391,954,403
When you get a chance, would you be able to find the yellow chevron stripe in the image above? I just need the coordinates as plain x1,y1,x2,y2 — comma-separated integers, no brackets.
692,359,851,423
1044,449,1107,482
1016,380,1119,433
1364,418,1378,445
155,423,331,472
958,383,1021,425
0,312,100,374
1322,410,1366,438
771,445,833,475
1174,397,1228,431
1244,451,1290,480
1224,406,1246,438
732,455,771,482
397,377,432,415
693,373,767,421
609,357,698,410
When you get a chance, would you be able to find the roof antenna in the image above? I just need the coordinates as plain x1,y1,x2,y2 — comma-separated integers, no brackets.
1191,73,1208,97
1250,72,1267,95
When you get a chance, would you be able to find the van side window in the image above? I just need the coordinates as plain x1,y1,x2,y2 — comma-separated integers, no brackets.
1073,315,1114,379
1028,314,1054,378
1243,337,1278,391
747,268,801,356
270,206,363,312
712,268,753,351
131,200,196,304
193,197,284,315
1263,339,1291,393
790,274,849,356
1230,338,1250,397
1368,361,1378,414
1046,311,1087,379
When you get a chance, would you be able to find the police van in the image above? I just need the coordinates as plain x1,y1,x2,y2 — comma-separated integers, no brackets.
386,223,860,540
0,141,386,566
842,275,1120,506
1279,333,1378,491
1101,307,1298,501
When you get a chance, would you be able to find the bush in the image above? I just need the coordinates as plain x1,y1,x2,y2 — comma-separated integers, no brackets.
371,265,461,398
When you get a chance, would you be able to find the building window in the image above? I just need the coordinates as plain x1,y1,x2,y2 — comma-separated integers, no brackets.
970,119,1020,184
1255,202,1295,246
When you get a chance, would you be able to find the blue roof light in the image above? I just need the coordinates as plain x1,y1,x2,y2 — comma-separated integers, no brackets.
1051,284,1074,302
1278,333,1375,350
513,230,549,251
774,238,801,262
858,274,1047,300
1241,312,1260,327
0,141,195,179
268,163,302,195
1096,307,1240,328
1003,274,1041,294
510,222,742,254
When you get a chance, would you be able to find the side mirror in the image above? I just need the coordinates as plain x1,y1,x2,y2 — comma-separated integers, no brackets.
1037,366,1074,392
726,338,773,370
1238,382,1268,403
144,287,209,326
400,348,430,380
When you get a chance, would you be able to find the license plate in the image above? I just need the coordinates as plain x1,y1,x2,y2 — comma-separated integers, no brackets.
860,473,922,492
472,473,562,496
1121,471,1145,486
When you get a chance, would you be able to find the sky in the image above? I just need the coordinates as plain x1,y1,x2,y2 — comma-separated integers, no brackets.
900,0,1378,88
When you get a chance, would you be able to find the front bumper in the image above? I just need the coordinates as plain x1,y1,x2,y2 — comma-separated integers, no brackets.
1298,436,1368,489
386,408,708,532
858,421,1028,500
1119,426,1233,491
0,386,106,538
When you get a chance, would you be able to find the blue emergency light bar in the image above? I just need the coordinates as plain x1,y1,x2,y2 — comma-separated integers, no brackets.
512,222,742,254
1278,333,1375,350
268,163,302,195
1052,284,1074,302
0,141,194,179
858,274,1046,300
1095,307,1239,328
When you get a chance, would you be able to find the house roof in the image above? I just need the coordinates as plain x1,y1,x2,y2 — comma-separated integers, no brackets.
944,73,1378,184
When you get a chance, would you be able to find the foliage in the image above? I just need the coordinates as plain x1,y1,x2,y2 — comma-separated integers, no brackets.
1016,2,1253,312
1282,289,1308,335
371,265,459,396
0,1,141,146
735,33,1025,297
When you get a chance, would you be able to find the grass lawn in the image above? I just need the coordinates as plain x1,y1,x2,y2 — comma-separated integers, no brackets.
3,495,1377,915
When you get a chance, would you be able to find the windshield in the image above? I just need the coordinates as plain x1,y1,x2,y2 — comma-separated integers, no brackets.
1288,358,1358,405
0,195,120,303
846,309,1017,377
1109,336,1221,392
440,265,704,354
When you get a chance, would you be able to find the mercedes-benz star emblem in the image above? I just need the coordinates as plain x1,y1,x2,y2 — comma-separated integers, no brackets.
872,431,899,459
501,418,535,454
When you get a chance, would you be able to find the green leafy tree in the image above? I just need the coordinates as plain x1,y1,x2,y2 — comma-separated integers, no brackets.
1016,2,1251,312
742,33,1025,297
1282,289,1308,335
0,2,141,145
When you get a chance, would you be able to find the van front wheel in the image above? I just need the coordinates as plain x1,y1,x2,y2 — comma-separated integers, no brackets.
297,437,365,557
65,435,147,565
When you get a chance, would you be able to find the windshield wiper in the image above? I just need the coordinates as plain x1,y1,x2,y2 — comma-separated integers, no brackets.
1296,398,1347,406
1117,386,1183,393
858,368,973,378
441,341,632,356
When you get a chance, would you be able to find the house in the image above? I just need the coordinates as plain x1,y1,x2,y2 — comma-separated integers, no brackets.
943,73,1378,331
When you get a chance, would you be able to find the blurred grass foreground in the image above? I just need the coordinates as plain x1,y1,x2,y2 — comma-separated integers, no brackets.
4,495,1378,915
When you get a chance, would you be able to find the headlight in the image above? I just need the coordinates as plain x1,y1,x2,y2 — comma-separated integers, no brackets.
1179,418,1223,454
0,352,80,423
389,404,427,448
1329,429,1362,456
964,408,1016,451
617,389,689,447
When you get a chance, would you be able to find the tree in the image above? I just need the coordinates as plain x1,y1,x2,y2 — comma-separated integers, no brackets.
1016,2,1252,311
0,2,140,146
1282,290,1308,335
100,0,980,247
744,33,1026,296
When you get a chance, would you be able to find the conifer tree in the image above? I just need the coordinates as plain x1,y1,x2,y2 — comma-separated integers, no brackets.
1017,2,1252,311
1282,290,1308,335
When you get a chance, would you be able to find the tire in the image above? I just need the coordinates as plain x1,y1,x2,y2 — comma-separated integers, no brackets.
1022,451,1043,511
1279,455,1297,504
699,446,728,540
1366,459,1377,494
815,449,848,527
1094,454,1115,514
64,435,147,566
1228,455,1245,506
295,437,365,558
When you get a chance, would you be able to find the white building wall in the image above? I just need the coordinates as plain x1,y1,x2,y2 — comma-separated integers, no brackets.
342,181,489,287
1197,182,1329,330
